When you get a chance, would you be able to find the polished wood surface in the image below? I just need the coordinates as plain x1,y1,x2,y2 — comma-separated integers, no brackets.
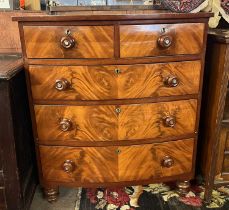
199,29,229,202
35,99,197,143
120,23,204,58
23,26,114,58
13,12,210,200
29,61,201,101
39,138,194,183
12,11,213,22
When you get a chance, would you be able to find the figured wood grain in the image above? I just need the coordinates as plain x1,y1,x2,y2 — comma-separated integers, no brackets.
23,26,114,58
35,99,197,143
40,146,118,183
12,11,211,200
39,138,194,183
29,61,201,101
118,100,197,141
120,23,204,58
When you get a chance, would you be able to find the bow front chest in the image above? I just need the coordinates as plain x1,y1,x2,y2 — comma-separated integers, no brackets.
13,11,211,201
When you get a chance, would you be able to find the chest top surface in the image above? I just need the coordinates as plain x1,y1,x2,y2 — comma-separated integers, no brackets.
12,10,212,22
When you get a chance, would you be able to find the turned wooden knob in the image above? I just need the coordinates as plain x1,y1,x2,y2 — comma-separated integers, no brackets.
158,35,173,48
161,156,174,168
55,78,70,91
164,76,179,87
59,118,72,132
63,160,75,173
164,116,176,128
60,35,75,49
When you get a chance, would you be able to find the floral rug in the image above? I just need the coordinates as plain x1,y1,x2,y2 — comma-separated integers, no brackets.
162,0,207,13
75,183,229,210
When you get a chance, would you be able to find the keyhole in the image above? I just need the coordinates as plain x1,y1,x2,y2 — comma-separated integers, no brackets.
161,28,166,33
114,69,121,75
65,29,71,35
115,149,121,154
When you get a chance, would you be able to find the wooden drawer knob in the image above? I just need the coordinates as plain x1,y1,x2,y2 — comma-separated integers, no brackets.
60,35,75,49
161,156,174,168
164,116,176,128
55,78,70,91
59,118,72,132
158,35,173,48
164,76,179,87
63,160,75,173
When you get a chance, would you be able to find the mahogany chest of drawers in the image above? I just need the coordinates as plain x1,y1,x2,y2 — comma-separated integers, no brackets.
13,11,211,202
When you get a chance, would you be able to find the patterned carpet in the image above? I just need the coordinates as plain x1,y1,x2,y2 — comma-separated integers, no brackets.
75,183,229,210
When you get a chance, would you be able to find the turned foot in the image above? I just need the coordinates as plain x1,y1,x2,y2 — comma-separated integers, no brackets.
176,181,190,196
43,187,59,202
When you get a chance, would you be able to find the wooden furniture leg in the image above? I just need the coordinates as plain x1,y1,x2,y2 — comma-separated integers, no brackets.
43,187,59,202
176,181,190,195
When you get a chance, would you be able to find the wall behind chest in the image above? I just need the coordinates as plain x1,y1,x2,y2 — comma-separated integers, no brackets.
0,11,44,54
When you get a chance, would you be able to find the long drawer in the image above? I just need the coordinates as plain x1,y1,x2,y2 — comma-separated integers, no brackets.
35,99,197,143
29,61,201,101
23,26,114,59
39,138,194,183
120,23,204,58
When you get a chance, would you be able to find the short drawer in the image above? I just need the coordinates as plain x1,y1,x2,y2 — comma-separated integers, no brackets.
120,23,204,58
23,26,114,58
39,138,194,183
35,99,197,143
29,61,201,101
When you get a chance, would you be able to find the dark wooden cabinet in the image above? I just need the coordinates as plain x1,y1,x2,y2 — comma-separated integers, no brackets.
0,55,37,210
199,29,229,202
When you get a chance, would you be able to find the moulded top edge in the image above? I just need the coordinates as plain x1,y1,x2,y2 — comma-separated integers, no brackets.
12,11,213,22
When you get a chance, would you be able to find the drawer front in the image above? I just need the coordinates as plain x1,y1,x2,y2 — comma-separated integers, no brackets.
39,139,194,183
35,100,197,143
120,23,204,58
23,26,114,58
29,61,201,101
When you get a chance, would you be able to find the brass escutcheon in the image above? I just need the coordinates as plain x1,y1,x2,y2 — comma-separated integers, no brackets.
114,68,122,75
115,149,121,154
115,107,121,114
65,29,71,35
